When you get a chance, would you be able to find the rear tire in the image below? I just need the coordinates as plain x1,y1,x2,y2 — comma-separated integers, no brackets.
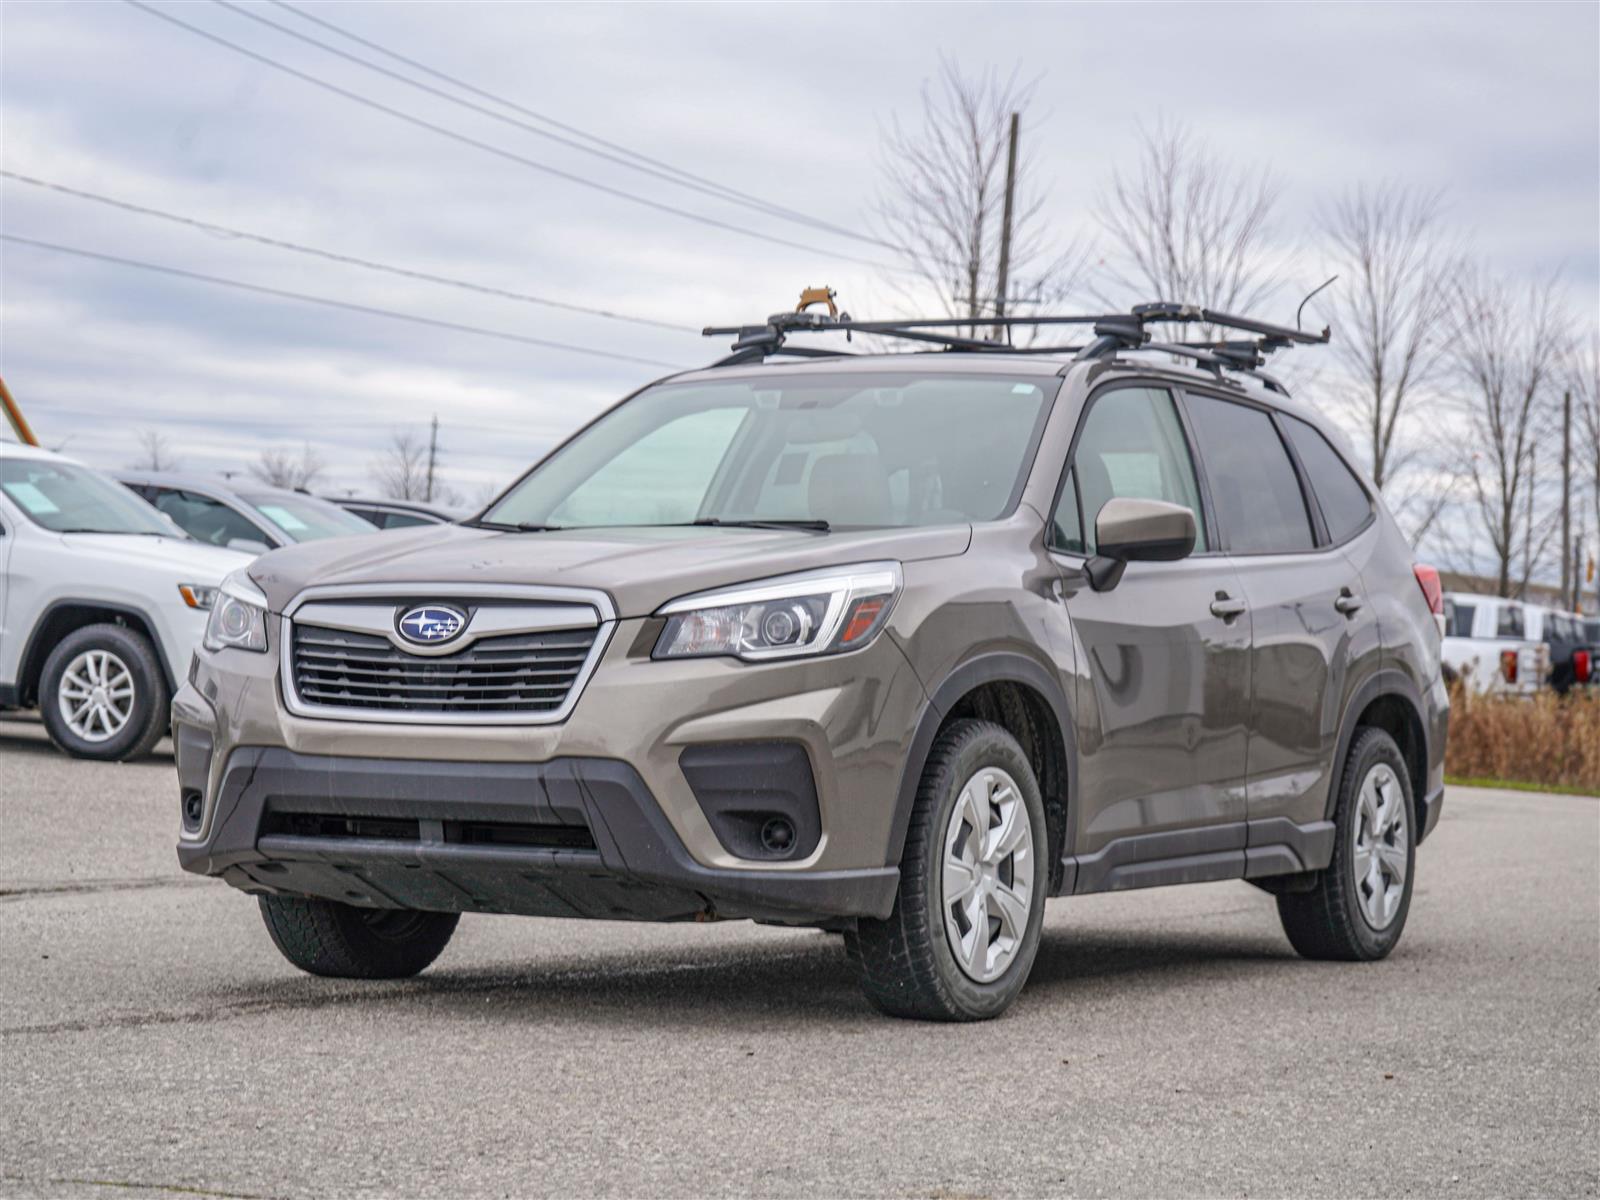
1278,727,1415,961
849,719,1048,1021
258,895,459,979
39,623,168,762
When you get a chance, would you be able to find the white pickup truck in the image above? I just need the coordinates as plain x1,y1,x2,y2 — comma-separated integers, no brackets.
1,442,252,759
1441,591,1548,695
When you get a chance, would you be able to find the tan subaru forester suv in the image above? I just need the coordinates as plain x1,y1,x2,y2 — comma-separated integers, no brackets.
175,303,1449,1021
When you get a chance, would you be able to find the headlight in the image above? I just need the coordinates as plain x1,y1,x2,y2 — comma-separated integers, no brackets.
177,584,218,611
203,570,269,653
654,562,901,662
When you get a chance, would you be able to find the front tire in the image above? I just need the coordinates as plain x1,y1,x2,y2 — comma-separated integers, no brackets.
39,623,168,761
1277,727,1416,961
850,719,1048,1021
258,896,460,979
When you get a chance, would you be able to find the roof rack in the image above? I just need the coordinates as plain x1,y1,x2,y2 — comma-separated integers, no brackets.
702,289,1330,385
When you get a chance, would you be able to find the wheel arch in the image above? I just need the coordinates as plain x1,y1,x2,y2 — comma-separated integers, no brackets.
17,599,176,707
887,652,1077,893
1328,670,1431,844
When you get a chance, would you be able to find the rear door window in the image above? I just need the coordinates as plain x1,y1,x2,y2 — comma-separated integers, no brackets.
1496,606,1525,639
1283,416,1373,543
1444,600,1476,638
1183,395,1314,554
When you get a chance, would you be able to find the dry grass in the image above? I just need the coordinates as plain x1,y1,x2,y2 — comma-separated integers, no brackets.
1445,684,1600,795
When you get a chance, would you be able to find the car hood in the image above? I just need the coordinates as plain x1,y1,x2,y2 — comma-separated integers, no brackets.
246,523,973,617
60,534,255,580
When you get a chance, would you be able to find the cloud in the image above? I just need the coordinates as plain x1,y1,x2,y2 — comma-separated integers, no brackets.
1,0,1595,509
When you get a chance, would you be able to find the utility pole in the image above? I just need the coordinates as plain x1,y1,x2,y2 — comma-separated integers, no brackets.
425,414,439,504
992,112,1019,343
1561,389,1573,609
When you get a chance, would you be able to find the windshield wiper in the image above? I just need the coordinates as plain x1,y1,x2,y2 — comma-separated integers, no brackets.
56,528,170,537
462,519,563,532
688,518,831,533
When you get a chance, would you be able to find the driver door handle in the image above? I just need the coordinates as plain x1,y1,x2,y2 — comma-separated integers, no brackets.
1210,593,1247,621
1335,588,1364,616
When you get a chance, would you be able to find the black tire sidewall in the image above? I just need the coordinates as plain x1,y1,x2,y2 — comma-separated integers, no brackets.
912,721,1050,1018
1332,729,1416,958
259,895,459,979
39,624,168,761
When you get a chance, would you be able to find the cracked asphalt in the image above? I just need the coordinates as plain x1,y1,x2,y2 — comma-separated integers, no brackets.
2,713,1596,1199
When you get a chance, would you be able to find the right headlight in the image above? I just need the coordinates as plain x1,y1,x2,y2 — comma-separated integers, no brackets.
203,570,269,653
654,562,901,662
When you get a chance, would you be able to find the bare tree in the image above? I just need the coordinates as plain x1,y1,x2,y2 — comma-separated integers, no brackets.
1093,116,1281,317
371,429,429,500
470,479,503,511
1319,185,1457,506
250,442,326,491
1573,329,1600,610
1447,267,1569,598
875,59,1088,334
130,429,179,472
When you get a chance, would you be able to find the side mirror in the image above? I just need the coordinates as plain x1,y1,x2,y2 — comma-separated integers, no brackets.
1086,497,1196,591
226,537,271,555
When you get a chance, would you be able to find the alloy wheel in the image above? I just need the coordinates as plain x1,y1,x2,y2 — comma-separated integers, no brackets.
57,648,136,744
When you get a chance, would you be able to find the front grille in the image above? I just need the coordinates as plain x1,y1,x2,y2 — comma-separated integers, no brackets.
290,623,598,715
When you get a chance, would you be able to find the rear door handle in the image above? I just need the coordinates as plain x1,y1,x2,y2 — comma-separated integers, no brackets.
1210,593,1247,621
1335,589,1363,616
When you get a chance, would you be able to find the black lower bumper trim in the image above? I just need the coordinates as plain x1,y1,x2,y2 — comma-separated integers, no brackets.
1418,783,1445,843
178,747,898,922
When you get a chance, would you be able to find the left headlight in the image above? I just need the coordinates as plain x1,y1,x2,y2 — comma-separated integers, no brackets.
654,561,901,662
203,570,269,653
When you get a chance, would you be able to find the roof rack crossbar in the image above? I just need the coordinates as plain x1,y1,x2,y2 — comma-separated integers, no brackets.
703,297,1330,384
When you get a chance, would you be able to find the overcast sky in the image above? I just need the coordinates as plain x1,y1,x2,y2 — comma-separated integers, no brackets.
2,1,1596,509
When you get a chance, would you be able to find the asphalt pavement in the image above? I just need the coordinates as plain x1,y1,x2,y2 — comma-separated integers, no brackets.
2,712,1596,1199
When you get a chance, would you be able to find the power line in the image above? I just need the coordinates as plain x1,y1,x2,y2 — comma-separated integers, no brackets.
251,0,893,251
2,233,691,370
2,169,699,334
123,0,911,274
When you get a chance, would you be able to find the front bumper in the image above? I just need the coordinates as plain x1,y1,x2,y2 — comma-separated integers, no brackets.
175,747,899,922
172,615,927,922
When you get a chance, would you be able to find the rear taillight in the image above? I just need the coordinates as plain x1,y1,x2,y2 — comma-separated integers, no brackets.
1576,650,1591,685
1500,649,1518,684
1413,564,1443,615
1414,564,1445,637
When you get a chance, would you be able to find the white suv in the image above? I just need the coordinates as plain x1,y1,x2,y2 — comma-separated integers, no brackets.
0,443,253,759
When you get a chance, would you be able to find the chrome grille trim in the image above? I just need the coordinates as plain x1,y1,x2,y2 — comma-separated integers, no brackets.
279,582,616,726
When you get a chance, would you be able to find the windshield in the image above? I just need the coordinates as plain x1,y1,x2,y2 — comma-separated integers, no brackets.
485,372,1057,530
0,457,177,536
240,493,374,542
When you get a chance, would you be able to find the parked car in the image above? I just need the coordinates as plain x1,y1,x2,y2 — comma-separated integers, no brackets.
173,302,1448,1021
1531,607,1593,695
327,496,461,530
118,472,376,552
1,444,251,759
1441,593,1548,695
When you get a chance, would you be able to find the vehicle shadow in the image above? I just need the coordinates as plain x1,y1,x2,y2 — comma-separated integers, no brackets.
0,718,173,763
0,722,64,760
204,919,1293,1031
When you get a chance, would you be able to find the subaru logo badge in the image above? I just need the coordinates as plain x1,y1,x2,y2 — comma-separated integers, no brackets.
396,605,466,646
